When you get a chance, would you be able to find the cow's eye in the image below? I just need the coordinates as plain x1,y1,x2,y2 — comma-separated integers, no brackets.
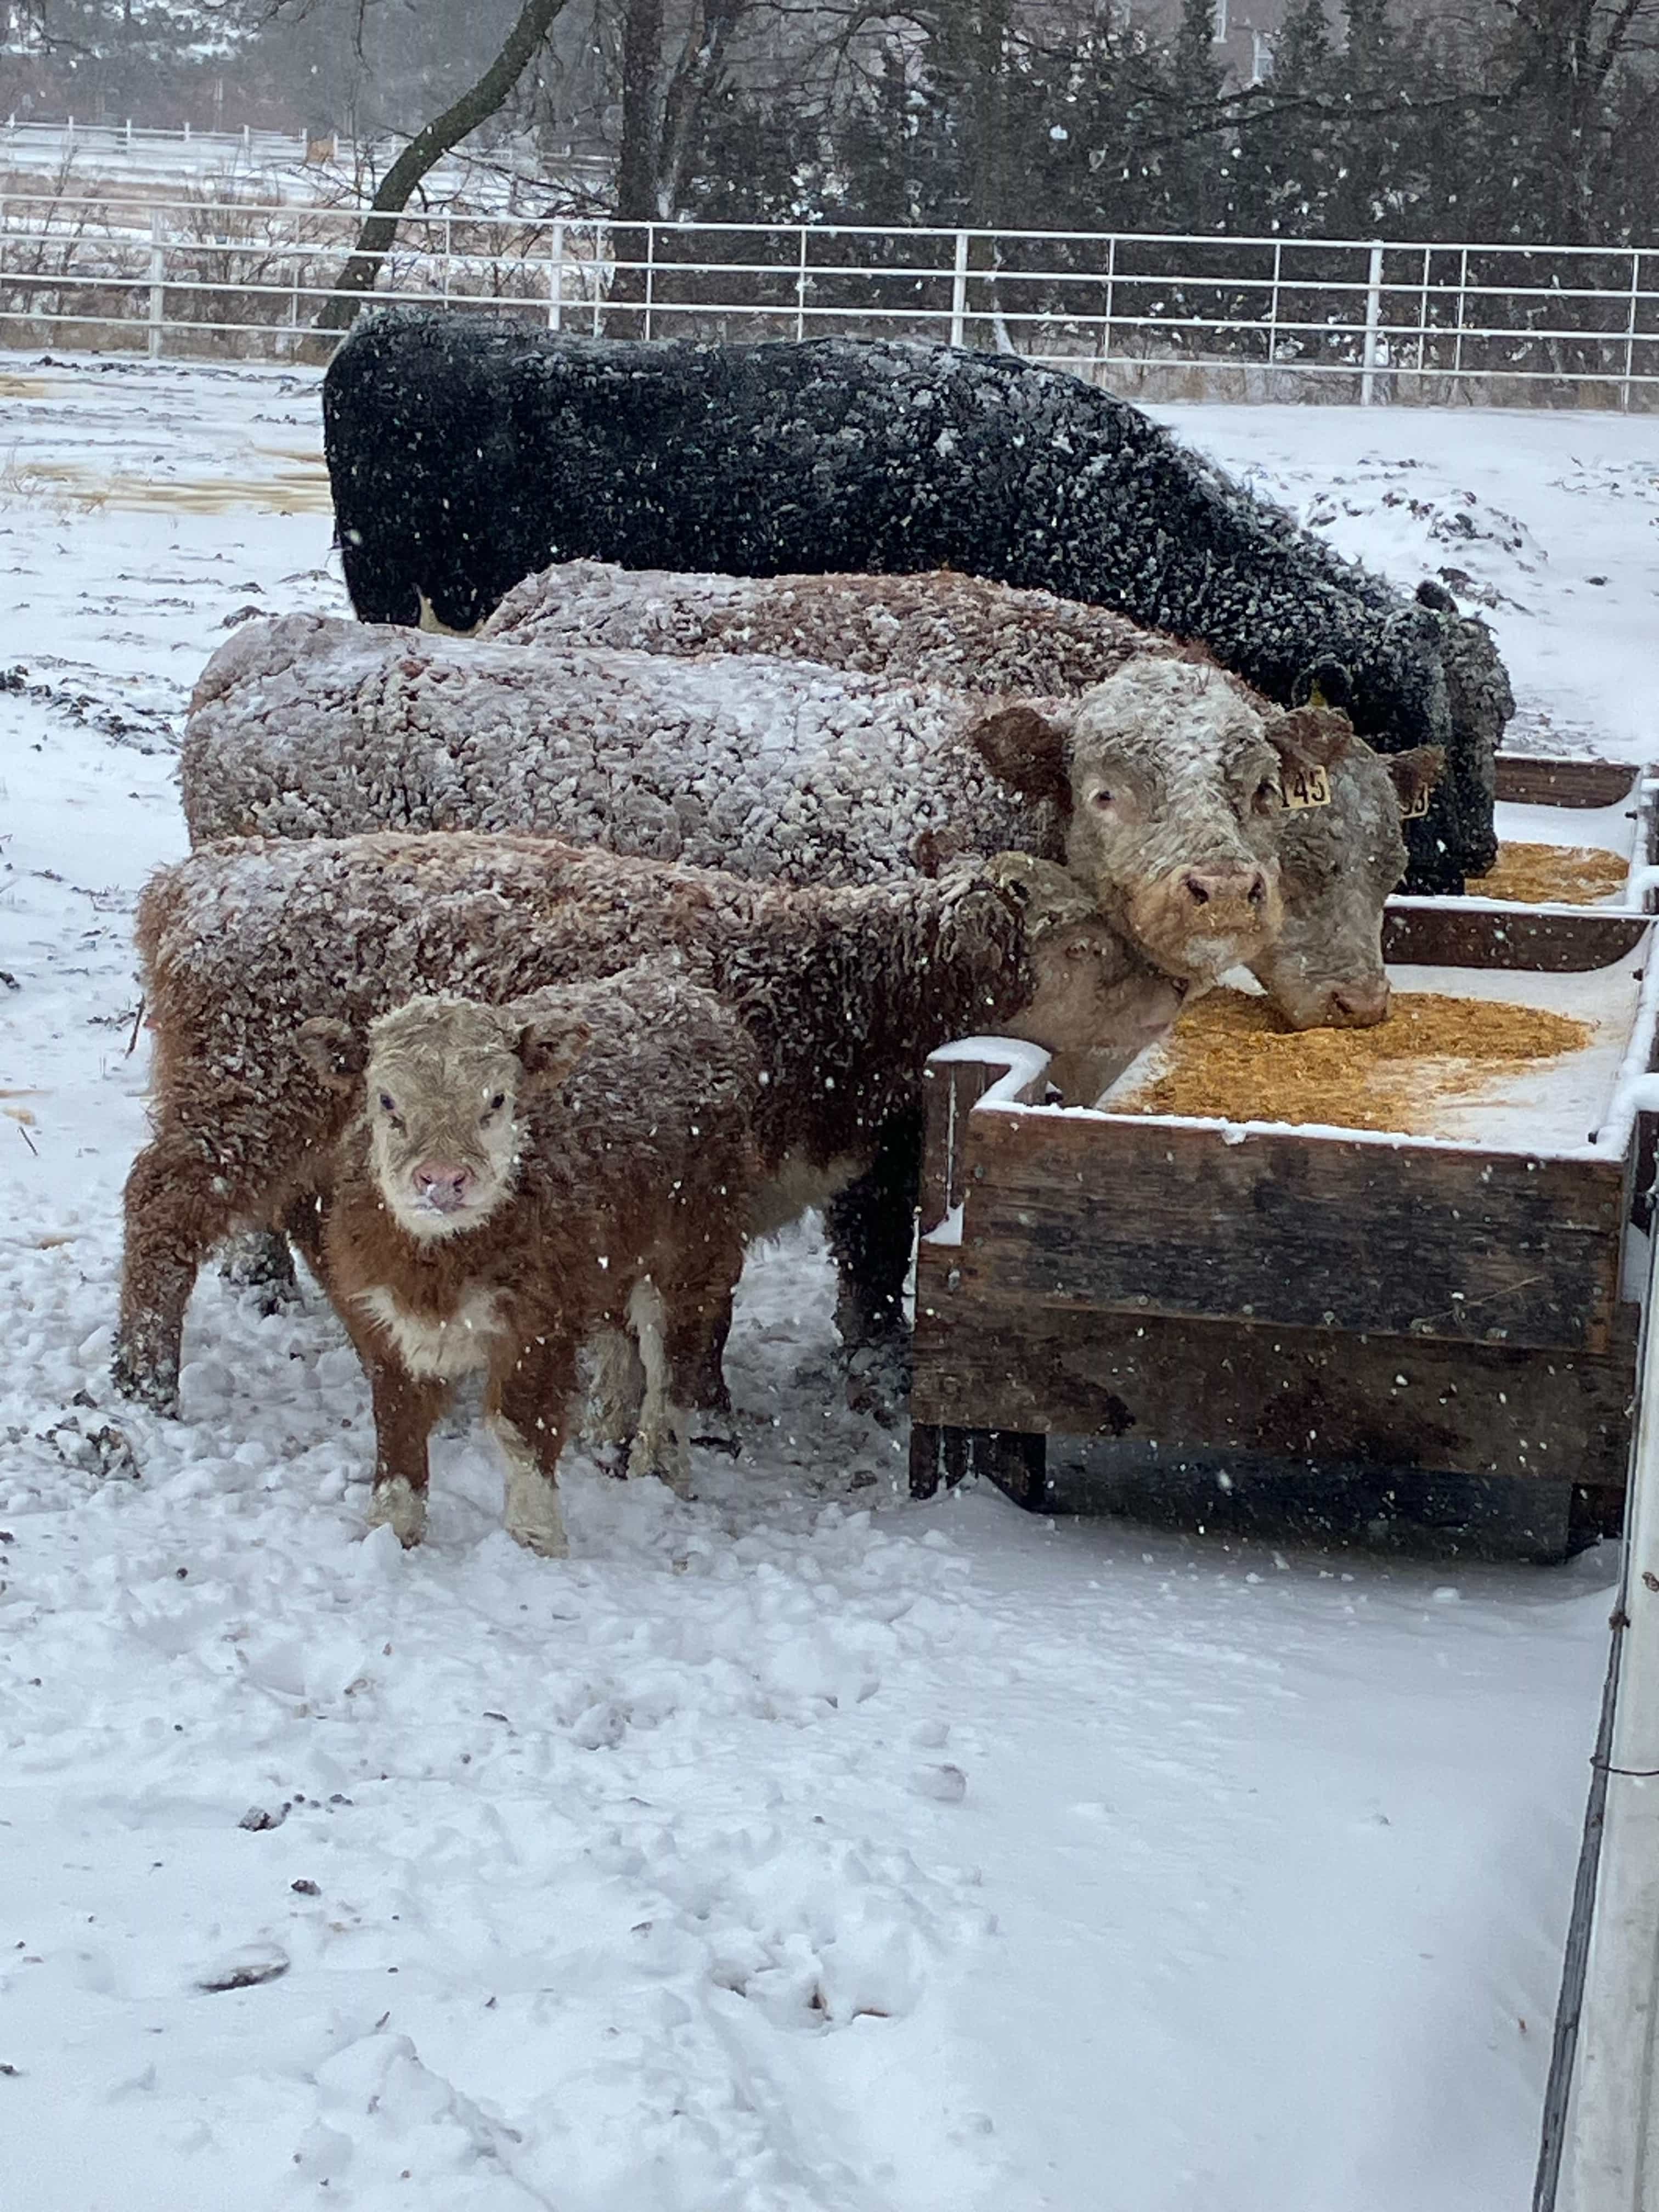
486,1091,506,1115
377,1091,397,1115
1090,787,1114,810
1254,778,1281,811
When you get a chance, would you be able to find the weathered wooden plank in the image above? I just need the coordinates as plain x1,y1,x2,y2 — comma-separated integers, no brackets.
1383,904,1647,972
1494,756,1640,810
946,1111,1628,1351
911,1261,1640,1486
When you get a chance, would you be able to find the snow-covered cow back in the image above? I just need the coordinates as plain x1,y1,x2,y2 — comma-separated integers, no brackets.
321,315,1507,891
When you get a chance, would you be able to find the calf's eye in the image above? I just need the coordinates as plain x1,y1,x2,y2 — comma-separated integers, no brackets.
1090,788,1114,810
488,1091,506,1114
377,1091,397,1115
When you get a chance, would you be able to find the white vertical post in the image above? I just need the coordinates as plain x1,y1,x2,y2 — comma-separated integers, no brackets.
241,122,250,157
950,228,969,348
795,224,808,341
1359,238,1384,405
1452,245,1469,387
644,222,654,341
1267,238,1280,366
125,118,132,148
182,120,189,143
147,208,165,358
1622,249,1641,415
442,213,452,303
548,218,565,330
1101,233,1116,370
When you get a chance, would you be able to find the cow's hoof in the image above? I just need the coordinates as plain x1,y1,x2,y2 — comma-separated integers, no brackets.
110,1347,178,1418
842,1339,913,1427
503,1463,568,1558
625,1417,694,1500
366,1476,427,1548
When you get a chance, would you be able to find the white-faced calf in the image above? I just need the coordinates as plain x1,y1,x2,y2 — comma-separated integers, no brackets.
293,973,758,1552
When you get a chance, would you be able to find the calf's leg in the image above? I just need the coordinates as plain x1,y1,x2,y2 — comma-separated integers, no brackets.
114,1137,244,1414
362,1357,448,1547
490,1333,579,1558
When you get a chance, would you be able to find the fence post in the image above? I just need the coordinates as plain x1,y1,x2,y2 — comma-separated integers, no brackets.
548,218,565,331
644,222,655,341
1622,249,1641,415
147,207,165,360
1360,238,1384,405
1267,238,1280,368
795,224,808,342
950,228,969,348
125,118,132,148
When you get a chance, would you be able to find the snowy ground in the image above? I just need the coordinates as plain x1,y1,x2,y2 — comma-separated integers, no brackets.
2,356,1657,2210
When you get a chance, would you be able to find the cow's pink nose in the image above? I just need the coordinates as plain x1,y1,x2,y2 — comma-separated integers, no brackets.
1182,866,1268,910
1327,978,1391,1028
412,1160,475,1210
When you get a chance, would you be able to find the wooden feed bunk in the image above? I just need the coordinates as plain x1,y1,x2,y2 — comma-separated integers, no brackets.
910,755,1659,1558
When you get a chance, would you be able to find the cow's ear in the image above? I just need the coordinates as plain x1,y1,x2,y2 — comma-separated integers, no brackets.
296,1018,366,1090
980,850,1098,936
1386,744,1446,819
967,703,1075,810
1265,704,1354,774
516,1014,592,1090
1293,657,1355,713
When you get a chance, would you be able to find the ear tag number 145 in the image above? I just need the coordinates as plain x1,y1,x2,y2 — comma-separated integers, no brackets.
1283,763,1332,810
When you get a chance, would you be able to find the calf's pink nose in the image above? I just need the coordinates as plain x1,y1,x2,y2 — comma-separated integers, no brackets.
412,1160,475,1210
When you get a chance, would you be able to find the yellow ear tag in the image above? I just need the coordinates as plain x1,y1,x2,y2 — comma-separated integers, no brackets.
1283,763,1333,811
1401,784,1432,820
1306,680,1330,708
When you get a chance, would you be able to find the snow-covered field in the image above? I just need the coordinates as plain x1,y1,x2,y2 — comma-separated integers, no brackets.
3,356,1657,2211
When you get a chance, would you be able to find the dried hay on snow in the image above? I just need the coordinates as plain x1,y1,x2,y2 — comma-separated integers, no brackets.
1112,986,1591,1135
1475,840,1628,906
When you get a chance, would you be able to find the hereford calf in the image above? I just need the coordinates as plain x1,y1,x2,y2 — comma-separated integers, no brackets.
291,975,757,1551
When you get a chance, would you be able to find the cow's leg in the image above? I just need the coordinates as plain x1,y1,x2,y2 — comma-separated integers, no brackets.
361,1357,448,1547
323,1285,446,1545
625,1278,692,1499
584,1327,645,1457
823,1110,922,1413
114,1136,243,1414
490,1333,578,1558
218,1228,301,1311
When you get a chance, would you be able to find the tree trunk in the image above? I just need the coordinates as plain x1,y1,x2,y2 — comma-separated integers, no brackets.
313,0,572,335
606,0,665,333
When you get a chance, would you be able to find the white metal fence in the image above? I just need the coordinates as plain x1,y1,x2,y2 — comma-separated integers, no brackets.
0,192,1654,408
0,115,609,204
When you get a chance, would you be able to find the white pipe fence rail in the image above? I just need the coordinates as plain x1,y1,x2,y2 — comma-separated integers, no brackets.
0,194,1654,409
